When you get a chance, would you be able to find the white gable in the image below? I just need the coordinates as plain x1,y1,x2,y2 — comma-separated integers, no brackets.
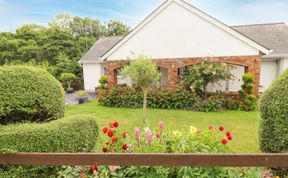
104,0,269,61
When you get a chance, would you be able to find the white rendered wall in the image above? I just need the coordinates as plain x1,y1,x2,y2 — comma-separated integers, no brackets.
260,61,277,92
83,63,104,92
206,65,244,92
107,2,259,60
277,58,288,75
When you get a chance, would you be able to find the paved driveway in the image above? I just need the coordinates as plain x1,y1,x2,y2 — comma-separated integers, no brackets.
66,92,96,105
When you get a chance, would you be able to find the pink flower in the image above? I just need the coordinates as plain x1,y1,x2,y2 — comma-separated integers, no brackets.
159,121,165,130
209,126,213,130
147,131,153,146
134,128,140,141
109,165,119,172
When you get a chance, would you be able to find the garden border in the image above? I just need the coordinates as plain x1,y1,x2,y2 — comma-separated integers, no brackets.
0,153,287,167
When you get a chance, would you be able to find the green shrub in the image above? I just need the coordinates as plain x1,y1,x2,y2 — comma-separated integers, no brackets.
0,115,99,177
259,69,288,176
98,86,239,112
98,75,108,87
239,73,257,111
0,66,65,124
98,86,202,110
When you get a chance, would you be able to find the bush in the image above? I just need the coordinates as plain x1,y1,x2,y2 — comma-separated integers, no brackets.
0,115,98,152
259,70,288,174
259,69,288,176
239,73,257,111
98,86,240,112
98,86,202,110
98,75,108,87
0,66,65,124
0,115,99,177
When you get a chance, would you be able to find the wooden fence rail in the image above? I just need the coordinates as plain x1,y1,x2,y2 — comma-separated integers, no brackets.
0,153,288,167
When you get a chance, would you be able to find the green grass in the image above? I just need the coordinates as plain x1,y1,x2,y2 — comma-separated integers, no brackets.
66,100,260,153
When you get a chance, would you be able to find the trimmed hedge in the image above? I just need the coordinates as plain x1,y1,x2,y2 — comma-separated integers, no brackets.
0,115,99,177
0,65,65,124
259,70,288,176
98,86,239,112
0,115,98,152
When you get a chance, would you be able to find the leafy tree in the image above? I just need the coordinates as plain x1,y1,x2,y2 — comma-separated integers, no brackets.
105,19,130,36
0,13,130,81
181,60,233,98
122,56,160,123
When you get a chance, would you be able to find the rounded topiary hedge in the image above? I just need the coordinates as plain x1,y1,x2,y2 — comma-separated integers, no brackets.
0,66,65,124
259,69,288,153
259,69,288,176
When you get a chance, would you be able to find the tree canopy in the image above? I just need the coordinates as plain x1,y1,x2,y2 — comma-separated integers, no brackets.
0,13,130,79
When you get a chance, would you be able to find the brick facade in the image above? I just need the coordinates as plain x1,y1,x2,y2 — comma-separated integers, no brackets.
105,55,262,95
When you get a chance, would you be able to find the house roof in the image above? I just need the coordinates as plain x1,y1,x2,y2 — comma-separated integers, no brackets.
80,36,124,63
80,22,288,63
232,23,288,55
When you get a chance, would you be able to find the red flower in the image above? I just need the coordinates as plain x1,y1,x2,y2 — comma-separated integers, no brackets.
122,144,128,150
112,137,118,143
156,133,160,139
123,132,128,138
102,127,108,134
90,165,98,171
209,126,213,130
227,135,233,141
81,173,86,178
107,130,114,137
226,131,231,137
102,147,107,153
221,138,228,145
113,121,119,128
219,126,224,131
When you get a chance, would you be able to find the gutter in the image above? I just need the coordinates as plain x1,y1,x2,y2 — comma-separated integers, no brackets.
263,53,288,59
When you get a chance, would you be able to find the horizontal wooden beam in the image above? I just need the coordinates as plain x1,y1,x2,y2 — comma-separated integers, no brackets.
0,153,288,167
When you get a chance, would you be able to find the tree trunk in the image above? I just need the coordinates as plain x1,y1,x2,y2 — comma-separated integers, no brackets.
142,89,148,123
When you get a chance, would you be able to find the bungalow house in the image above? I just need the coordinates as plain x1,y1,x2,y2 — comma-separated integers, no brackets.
79,0,288,95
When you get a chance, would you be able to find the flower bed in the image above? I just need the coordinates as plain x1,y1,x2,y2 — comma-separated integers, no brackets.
57,121,267,177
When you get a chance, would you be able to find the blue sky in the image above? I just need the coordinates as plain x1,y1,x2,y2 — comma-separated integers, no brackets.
0,0,288,32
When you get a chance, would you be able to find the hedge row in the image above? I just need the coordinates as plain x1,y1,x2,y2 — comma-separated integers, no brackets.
0,66,66,124
0,115,99,177
98,86,239,112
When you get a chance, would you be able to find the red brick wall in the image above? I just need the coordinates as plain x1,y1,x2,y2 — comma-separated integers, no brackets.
105,55,261,94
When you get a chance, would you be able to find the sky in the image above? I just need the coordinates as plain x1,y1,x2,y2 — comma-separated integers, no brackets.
0,0,288,32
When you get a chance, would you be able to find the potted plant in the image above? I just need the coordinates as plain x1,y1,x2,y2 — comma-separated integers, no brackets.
60,72,76,94
75,90,88,104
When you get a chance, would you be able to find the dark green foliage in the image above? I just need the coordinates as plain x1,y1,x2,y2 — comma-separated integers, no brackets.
0,115,99,177
0,66,65,124
259,69,288,176
239,73,257,111
0,14,130,79
98,86,201,110
98,86,239,112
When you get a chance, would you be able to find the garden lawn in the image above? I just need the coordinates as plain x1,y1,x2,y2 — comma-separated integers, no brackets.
66,100,260,153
